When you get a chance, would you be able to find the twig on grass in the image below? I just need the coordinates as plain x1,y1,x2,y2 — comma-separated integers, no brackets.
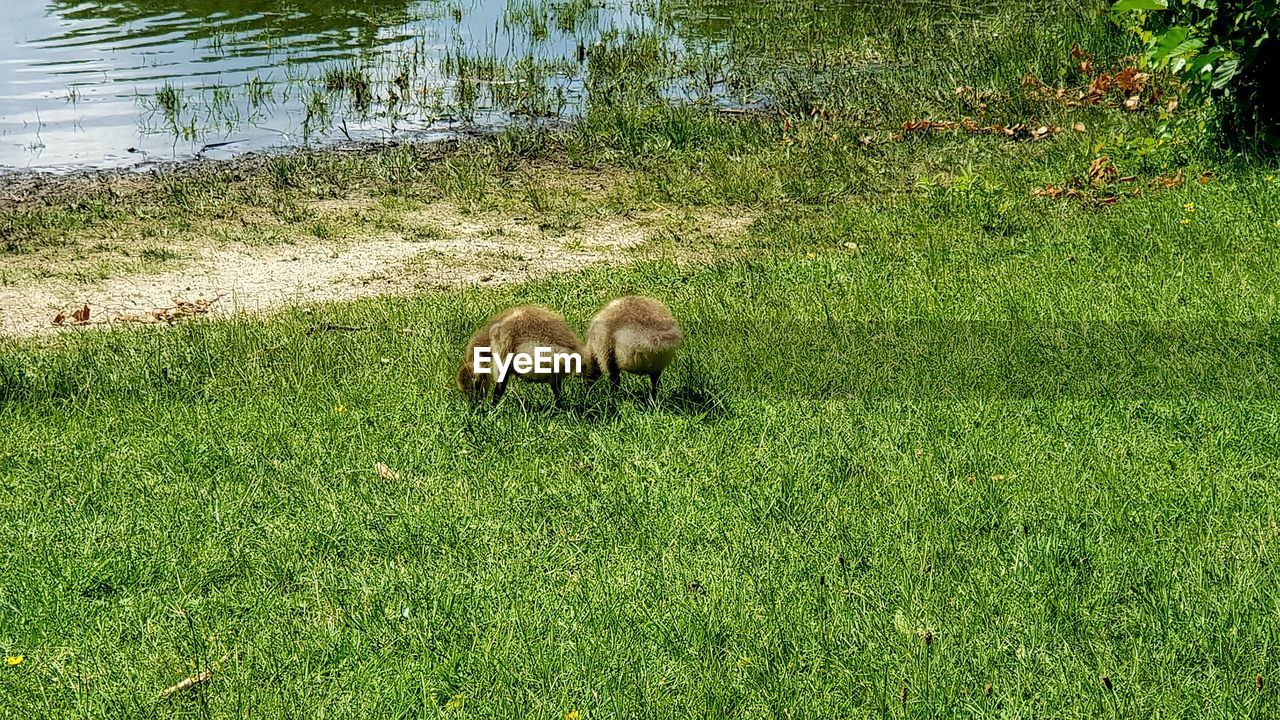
158,653,230,701
307,322,368,335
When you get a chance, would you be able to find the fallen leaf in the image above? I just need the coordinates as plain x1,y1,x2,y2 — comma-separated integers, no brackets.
375,463,400,481
1123,95,1140,111
1087,156,1118,185
72,304,90,324
53,311,66,326
1198,171,1213,185
1087,73,1113,98
1115,67,1149,94
1073,122,1086,132
1155,171,1184,189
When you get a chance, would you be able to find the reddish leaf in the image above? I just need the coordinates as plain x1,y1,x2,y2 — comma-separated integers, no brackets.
1115,68,1149,94
72,304,90,324
1087,73,1113,96
1087,156,1118,185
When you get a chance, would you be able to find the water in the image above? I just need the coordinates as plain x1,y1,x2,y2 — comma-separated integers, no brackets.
0,1,969,173
0,0,661,172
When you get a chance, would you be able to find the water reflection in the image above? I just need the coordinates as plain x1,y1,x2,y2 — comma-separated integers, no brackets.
40,1,426,71
0,0,650,172
44,0,420,41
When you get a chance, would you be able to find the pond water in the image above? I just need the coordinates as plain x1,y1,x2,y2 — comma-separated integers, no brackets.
0,0,664,172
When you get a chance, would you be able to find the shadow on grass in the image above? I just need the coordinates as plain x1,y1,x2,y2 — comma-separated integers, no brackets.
573,359,731,423
450,358,731,424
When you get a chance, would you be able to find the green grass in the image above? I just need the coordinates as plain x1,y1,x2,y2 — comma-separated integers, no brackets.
3,171,1279,716
3,0,1280,717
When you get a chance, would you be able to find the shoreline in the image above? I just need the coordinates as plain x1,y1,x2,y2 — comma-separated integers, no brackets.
0,128,514,209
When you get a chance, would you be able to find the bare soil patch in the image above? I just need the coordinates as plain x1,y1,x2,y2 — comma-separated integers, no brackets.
0,201,751,336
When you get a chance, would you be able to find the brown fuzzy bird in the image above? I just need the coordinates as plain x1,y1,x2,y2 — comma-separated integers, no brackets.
583,295,683,398
457,305,585,407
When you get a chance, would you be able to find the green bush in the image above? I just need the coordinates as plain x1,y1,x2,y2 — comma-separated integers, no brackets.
1112,0,1280,152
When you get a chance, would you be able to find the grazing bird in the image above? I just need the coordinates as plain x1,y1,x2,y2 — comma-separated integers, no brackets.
584,295,683,398
457,305,584,407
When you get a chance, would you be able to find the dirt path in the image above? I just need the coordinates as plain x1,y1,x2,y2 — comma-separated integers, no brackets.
0,205,749,336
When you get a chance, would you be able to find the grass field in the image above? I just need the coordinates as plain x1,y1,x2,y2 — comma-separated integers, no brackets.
3,1,1280,717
